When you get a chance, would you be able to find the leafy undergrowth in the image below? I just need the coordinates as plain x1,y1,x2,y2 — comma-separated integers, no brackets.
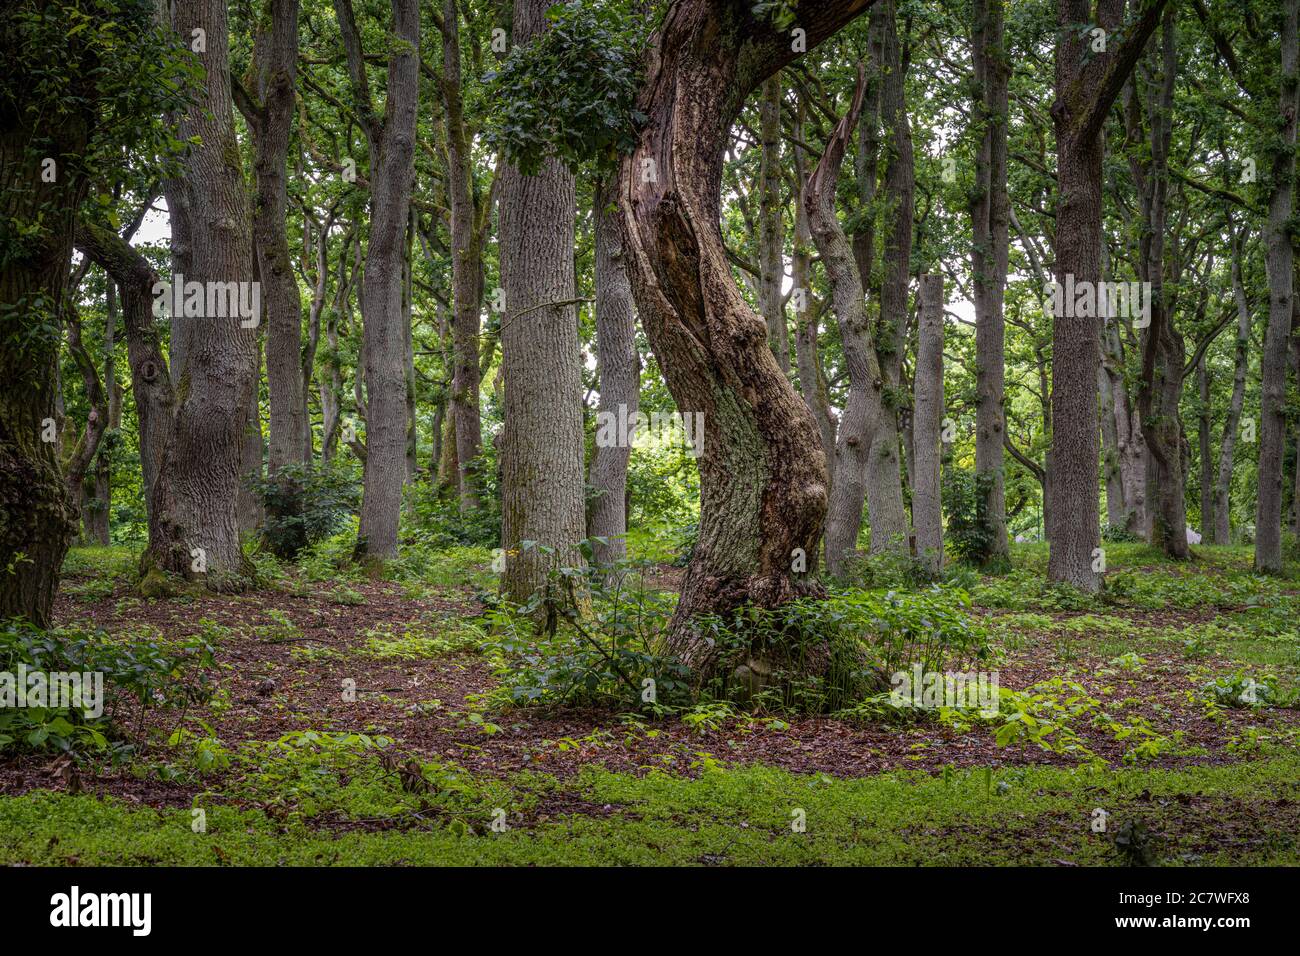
2,755,1297,865
1,539,1298,866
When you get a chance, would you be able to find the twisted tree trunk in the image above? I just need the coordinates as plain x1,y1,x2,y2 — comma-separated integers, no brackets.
617,0,875,668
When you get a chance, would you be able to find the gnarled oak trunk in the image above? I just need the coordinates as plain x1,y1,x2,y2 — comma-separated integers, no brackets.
617,0,875,668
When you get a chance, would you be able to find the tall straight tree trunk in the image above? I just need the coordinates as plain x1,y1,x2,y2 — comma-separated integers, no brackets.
1134,8,1187,559
402,206,417,481
251,0,306,475
335,0,419,561
757,77,789,375
1213,222,1252,544
970,0,1010,562
866,0,912,554
87,279,121,545
618,0,873,666
146,0,260,588
1048,0,1168,590
321,229,357,464
237,338,265,534
805,65,883,577
442,0,485,511
499,0,588,601
1101,311,1147,531
588,174,640,565
1256,0,1299,574
1099,359,1126,528
62,294,111,537
913,273,944,575
790,95,837,471
1197,356,1213,537
300,209,333,462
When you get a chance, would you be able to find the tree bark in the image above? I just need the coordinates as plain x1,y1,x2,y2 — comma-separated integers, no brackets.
335,0,420,561
86,278,122,545
236,339,264,534
1099,352,1125,528
442,0,486,511
1101,309,1147,532
73,221,178,571
588,174,640,565
970,0,1010,562
149,0,261,588
618,2,871,659
1197,355,1213,538
618,0,874,666
865,0,912,555
499,0,588,602
913,273,944,575
0,6,100,622
61,295,110,521
1213,222,1252,544
1133,7,1187,560
1048,0,1168,590
790,95,838,474
757,77,789,375
1256,0,1298,574
251,0,307,475
804,64,882,577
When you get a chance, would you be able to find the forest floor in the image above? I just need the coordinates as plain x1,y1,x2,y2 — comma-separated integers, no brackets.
2,539,1299,866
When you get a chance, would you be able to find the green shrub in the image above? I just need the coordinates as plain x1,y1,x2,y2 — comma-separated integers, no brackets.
486,548,691,711
942,467,999,566
250,462,360,560
694,585,991,714
0,621,215,756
